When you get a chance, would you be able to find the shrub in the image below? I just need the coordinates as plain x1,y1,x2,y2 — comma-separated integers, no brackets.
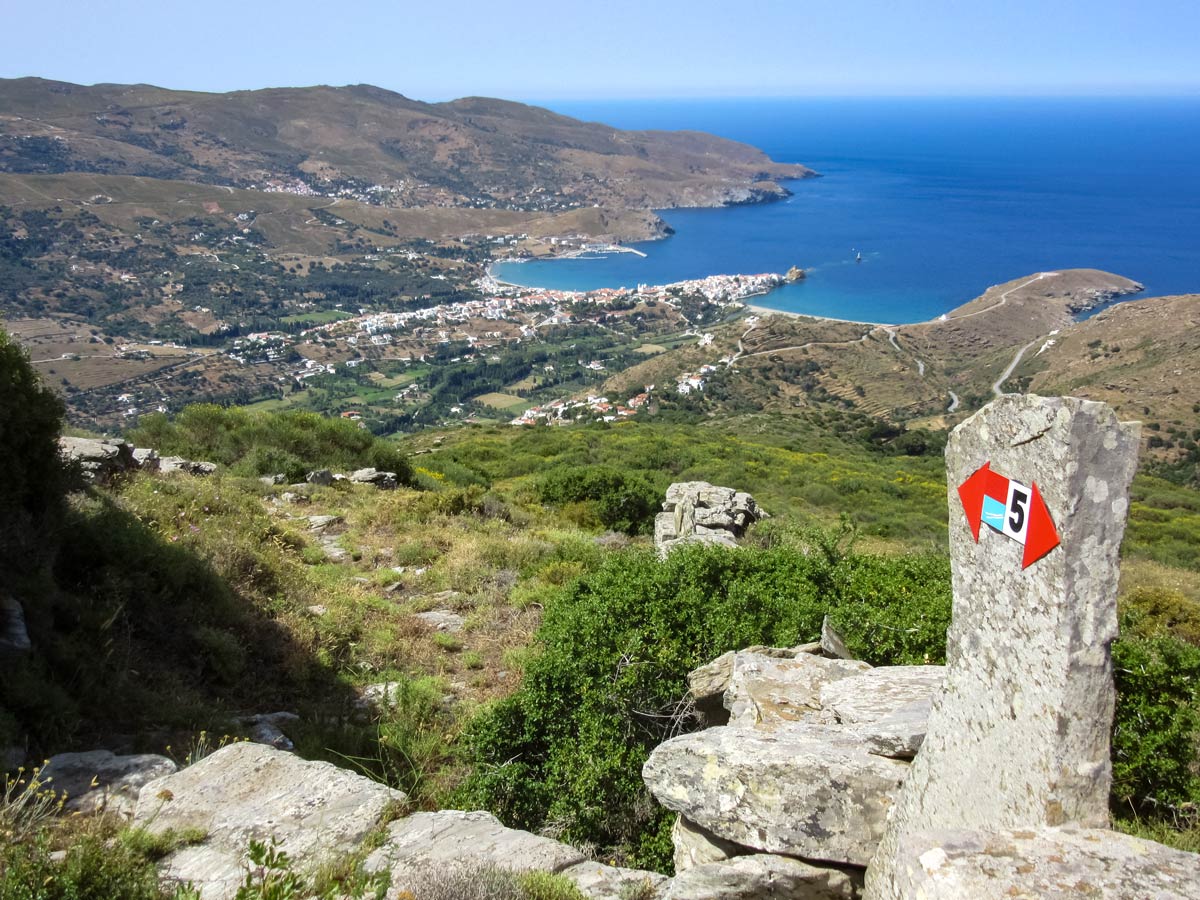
538,466,659,535
456,540,952,871
0,820,200,900
1111,613,1200,817
129,404,414,485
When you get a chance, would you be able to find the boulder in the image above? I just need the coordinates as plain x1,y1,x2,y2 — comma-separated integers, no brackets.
58,436,136,482
672,815,745,872
561,860,669,899
661,854,856,900
643,722,909,866
41,750,177,817
259,473,286,486
305,469,333,486
724,651,870,728
364,810,585,895
891,826,1200,899
350,468,399,490
134,742,404,900
866,397,1141,898
0,594,32,654
654,482,766,556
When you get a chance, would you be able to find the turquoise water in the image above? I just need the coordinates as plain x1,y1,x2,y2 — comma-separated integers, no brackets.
494,98,1200,323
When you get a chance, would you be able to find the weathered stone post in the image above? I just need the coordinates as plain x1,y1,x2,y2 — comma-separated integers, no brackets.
864,395,1140,899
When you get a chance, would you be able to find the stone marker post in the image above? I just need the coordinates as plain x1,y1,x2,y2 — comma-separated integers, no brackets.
864,395,1139,899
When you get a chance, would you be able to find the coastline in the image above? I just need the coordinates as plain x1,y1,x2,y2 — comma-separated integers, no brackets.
743,302,893,328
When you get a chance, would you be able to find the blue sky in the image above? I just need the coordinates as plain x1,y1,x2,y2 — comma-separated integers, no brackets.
3,0,1198,101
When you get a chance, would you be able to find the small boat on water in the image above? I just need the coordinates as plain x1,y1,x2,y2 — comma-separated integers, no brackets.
856,252,863,263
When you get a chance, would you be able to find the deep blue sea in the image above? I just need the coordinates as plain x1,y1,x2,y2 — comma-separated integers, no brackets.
493,98,1200,323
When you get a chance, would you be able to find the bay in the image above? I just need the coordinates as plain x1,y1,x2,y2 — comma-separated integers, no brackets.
493,97,1200,324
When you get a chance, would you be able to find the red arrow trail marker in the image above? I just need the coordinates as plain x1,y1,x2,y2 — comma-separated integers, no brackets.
957,461,1060,569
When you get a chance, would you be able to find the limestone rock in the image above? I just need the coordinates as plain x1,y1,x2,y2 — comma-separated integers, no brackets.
131,447,160,471
850,699,932,759
0,595,32,654
364,810,584,896
238,712,298,751
413,609,465,633
818,666,944,726
672,815,745,872
350,468,399,489
58,436,136,482
305,469,333,486
655,482,766,556
866,396,1141,899
785,265,807,283
134,742,403,900
662,854,856,900
42,750,177,817
820,615,853,660
643,722,909,865
561,860,669,899
305,514,341,531
891,826,1200,899
159,456,217,476
724,651,870,728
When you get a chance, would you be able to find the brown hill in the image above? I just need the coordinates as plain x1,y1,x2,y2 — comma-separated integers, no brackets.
1019,293,1200,435
0,78,812,212
604,270,1183,440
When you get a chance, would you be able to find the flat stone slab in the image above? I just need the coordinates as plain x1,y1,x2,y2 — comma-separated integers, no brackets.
643,723,909,866
42,750,177,817
662,854,856,900
850,698,932,759
364,810,585,894
819,666,944,725
891,826,1200,899
725,652,870,728
134,742,403,900
561,860,669,900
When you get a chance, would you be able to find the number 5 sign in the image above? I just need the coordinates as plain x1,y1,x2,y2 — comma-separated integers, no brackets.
957,461,1061,569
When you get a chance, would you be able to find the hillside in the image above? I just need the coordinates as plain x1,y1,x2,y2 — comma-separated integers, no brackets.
600,270,1189,446
0,78,812,213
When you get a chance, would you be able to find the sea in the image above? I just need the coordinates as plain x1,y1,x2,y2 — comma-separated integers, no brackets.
492,97,1200,324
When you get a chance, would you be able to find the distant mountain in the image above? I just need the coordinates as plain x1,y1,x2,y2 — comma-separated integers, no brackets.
0,78,812,211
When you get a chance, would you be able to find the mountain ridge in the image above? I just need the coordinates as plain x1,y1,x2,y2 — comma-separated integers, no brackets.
0,77,813,214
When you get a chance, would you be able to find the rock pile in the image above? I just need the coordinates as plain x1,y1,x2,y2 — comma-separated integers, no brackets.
58,436,215,482
643,644,944,887
654,482,766,556
130,743,666,900
642,396,1200,899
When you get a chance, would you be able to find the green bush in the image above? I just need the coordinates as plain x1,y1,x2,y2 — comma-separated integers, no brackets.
1112,613,1200,817
456,540,953,871
0,822,199,900
129,404,413,485
538,465,659,535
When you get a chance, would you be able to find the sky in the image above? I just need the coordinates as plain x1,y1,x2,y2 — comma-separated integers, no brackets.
3,0,1198,102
